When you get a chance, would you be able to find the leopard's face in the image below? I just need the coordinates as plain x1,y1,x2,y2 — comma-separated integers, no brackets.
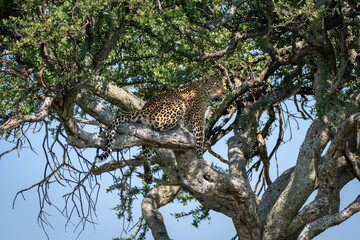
203,75,227,102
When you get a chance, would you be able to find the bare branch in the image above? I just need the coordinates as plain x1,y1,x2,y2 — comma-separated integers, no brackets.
0,145,18,159
268,105,284,160
207,146,229,164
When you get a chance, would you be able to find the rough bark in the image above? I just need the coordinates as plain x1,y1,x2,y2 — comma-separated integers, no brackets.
2,1,360,239
142,186,181,240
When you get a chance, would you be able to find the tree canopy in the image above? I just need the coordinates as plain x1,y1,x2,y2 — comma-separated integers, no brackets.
1,0,360,239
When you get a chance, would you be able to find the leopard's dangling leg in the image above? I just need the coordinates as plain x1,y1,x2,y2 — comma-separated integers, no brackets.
142,146,153,184
187,116,206,161
95,111,142,162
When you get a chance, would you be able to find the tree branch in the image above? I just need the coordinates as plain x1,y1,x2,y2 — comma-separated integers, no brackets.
132,20,265,61
265,3,314,65
92,19,127,69
0,96,54,135
298,195,360,240
88,76,144,111
195,29,266,61
262,119,331,240
205,59,277,135
92,158,161,175
142,186,181,240
343,143,360,181
67,120,197,155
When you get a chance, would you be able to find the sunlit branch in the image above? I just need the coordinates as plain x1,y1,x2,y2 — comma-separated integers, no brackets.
88,76,145,112
298,194,360,239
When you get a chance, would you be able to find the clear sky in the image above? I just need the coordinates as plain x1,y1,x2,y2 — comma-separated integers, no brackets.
1,101,360,240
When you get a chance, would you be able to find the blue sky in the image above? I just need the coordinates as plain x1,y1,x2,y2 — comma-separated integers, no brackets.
1,100,360,240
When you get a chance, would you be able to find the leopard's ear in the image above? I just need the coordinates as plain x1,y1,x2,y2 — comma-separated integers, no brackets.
203,74,210,82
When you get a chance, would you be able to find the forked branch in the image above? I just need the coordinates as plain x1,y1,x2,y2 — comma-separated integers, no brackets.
0,96,54,135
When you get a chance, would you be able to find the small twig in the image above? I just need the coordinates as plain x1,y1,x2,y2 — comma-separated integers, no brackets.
300,95,314,121
74,119,107,129
268,105,284,160
293,94,308,120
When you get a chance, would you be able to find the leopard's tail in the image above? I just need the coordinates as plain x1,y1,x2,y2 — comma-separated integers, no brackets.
95,112,141,162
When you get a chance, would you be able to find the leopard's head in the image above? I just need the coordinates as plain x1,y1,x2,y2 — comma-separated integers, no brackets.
203,74,227,102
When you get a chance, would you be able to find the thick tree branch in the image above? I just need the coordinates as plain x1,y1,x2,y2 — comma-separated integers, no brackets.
315,112,360,213
68,121,196,153
288,149,360,237
76,88,116,124
284,112,360,236
142,186,181,240
92,158,160,175
262,119,331,240
263,109,360,238
258,167,294,227
88,76,144,111
174,148,249,203
298,195,360,240
227,135,260,239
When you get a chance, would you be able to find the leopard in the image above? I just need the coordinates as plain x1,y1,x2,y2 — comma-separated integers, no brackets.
95,74,227,183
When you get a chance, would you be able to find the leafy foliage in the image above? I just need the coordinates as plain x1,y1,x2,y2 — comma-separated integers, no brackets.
1,0,360,239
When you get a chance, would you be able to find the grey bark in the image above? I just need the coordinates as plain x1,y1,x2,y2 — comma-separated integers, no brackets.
142,186,181,240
